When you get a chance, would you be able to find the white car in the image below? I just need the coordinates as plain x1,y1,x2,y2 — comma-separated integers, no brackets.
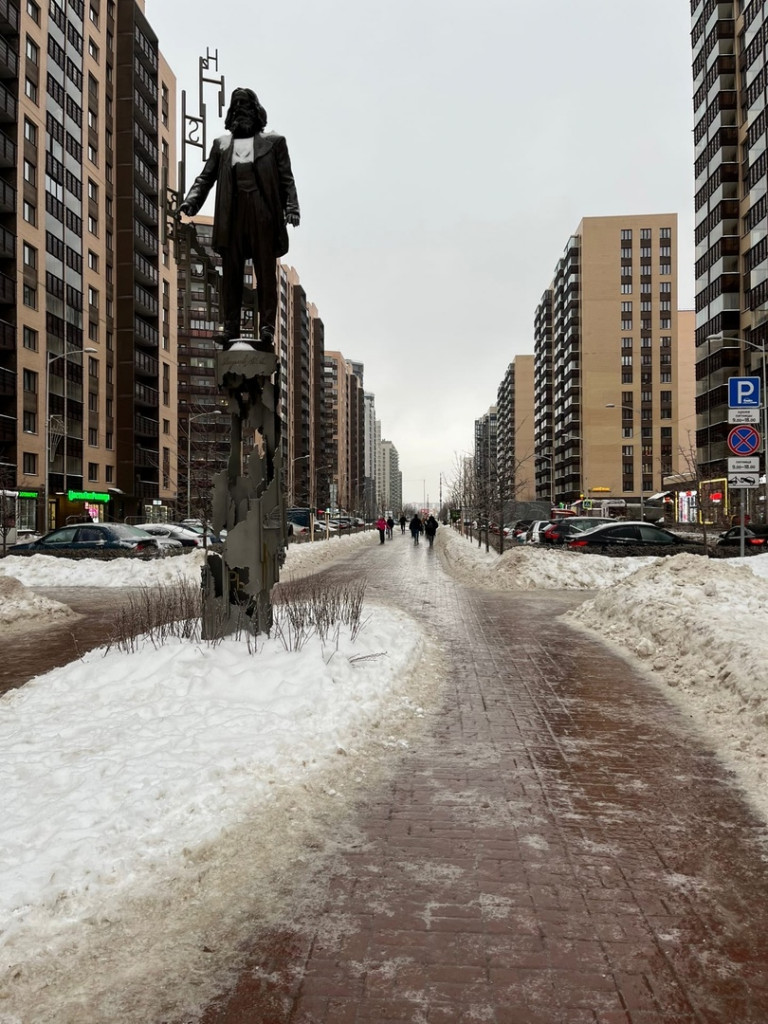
525,520,553,544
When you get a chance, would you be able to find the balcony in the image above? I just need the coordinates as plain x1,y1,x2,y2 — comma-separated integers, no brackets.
0,270,13,304
134,347,158,378
0,33,16,79
0,317,12,350
0,223,13,259
134,250,158,286
134,412,159,437
134,154,158,195
135,381,159,408
133,122,158,164
134,186,158,227
0,128,14,168
0,81,16,123
134,315,159,347
0,0,19,35
133,219,158,256
134,283,158,317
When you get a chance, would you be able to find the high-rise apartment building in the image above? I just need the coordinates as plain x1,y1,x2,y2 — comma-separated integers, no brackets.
497,355,535,503
323,351,365,513
691,0,768,489
377,437,401,514
473,406,497,512
533,215,694,506
2,0,177,530
363,391,377,518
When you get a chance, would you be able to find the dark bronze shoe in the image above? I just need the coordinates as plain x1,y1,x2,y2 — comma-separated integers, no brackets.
254,332,275,354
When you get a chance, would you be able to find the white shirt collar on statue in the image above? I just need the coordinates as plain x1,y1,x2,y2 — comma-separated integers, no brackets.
231,137,254,164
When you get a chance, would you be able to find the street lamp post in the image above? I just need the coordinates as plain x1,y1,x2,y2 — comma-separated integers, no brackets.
605,403,644,521
44,346,97,531
706,333,768,525
186,410,222,519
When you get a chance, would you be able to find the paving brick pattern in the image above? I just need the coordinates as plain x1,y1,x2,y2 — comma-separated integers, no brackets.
201,533,768,1023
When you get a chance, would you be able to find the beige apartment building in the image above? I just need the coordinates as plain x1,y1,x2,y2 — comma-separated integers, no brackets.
497,355,535,503
1,0,177,531
533,214,695,509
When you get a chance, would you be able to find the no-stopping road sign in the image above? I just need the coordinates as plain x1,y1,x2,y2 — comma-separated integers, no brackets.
727,425,761,456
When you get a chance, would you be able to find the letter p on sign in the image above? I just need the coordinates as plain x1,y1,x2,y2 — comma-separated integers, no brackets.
729,376,761,408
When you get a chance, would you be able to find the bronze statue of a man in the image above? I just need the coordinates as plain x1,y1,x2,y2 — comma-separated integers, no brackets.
179,87,300,351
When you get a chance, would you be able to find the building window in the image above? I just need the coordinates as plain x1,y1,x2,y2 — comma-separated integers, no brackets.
621,283,632,294
89,3,98,25
621,319,632,331
24,77,38,103
88,462,98,480
23,410,36,433
620,229,632,241
88,107,98,130
660,262,671,275
88,428,98,446
88,214,98,235
87,142,98,165
105,465,113,482
22,452,38,475
25,36,39,64
105,431,113,449
27,0,40,22
23,201,37,226
621,301,633,312
88,286,99,308
88,320,99,341
24,118,38,145
22,368,37,393
87,249,98,271
640,228,651,240
23,326,38,351
88,38,99,61
23,284,37,309
22,242,37,268
88,179,98,201
23,159,36,185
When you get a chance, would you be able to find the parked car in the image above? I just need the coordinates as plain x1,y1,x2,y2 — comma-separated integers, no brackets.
8,522,163,557
568,521,705,553
490,523,511,537
135,523,203,549
168,522,222,544
541,516,604,544
524,520,554,544
716,525,768,552
511,519,533,541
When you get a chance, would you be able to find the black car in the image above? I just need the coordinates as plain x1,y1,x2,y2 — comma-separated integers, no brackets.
716,525,768,552
8,522,162,556
568,521,706,555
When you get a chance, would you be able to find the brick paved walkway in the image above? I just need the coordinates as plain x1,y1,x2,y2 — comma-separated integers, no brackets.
201,531,768,1024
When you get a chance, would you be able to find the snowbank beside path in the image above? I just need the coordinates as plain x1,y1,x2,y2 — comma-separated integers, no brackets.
438,526,655,589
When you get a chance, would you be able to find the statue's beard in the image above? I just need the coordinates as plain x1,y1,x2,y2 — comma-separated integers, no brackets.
230,112,257,138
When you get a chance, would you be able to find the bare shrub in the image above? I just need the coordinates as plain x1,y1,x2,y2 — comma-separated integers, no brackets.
272,576,367,651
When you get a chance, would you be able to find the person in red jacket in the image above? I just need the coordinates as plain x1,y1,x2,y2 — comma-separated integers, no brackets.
375,516,387,544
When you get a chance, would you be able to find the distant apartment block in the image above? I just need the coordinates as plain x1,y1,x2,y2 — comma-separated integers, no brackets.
534,215,694,506
497,355,535,503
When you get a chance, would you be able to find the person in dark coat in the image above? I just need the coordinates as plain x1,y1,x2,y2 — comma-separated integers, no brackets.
386,516,395,539
179,87,300,351
399,513,407,534
424,514,439,546
409,514,423,544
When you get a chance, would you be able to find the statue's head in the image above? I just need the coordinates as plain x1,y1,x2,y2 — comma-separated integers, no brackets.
225,87,268,137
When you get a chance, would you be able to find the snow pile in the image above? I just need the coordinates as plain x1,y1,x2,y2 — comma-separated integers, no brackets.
564,552,768,808
0,575,78,627
439,527,654,589
0,531,373,591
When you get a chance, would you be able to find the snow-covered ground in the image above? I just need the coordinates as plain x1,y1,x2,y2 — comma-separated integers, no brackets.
1,527,767,1021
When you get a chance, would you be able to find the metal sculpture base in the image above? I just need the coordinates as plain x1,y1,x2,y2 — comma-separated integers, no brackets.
201,341,286,638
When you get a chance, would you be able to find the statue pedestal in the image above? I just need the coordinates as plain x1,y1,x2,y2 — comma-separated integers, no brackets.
202,340,285,639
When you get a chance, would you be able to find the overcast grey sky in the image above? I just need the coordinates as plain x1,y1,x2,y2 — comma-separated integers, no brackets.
145,0,695,507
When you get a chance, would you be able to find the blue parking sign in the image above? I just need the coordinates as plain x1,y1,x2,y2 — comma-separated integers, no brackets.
729,376,761,408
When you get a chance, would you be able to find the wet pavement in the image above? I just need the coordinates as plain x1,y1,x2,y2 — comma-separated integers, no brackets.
199,531,768,1024
0,586,149,695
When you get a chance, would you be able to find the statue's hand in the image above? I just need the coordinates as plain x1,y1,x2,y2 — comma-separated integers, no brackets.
178,202,194,219
285,211,300,227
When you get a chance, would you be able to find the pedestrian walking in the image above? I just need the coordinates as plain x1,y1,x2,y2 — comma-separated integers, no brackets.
386,516,395,540
399,514,407,534
409,514,423,544
375,516,387,544
424,514,439,547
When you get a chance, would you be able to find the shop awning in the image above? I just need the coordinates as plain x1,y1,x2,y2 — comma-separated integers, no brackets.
648,491,671,501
